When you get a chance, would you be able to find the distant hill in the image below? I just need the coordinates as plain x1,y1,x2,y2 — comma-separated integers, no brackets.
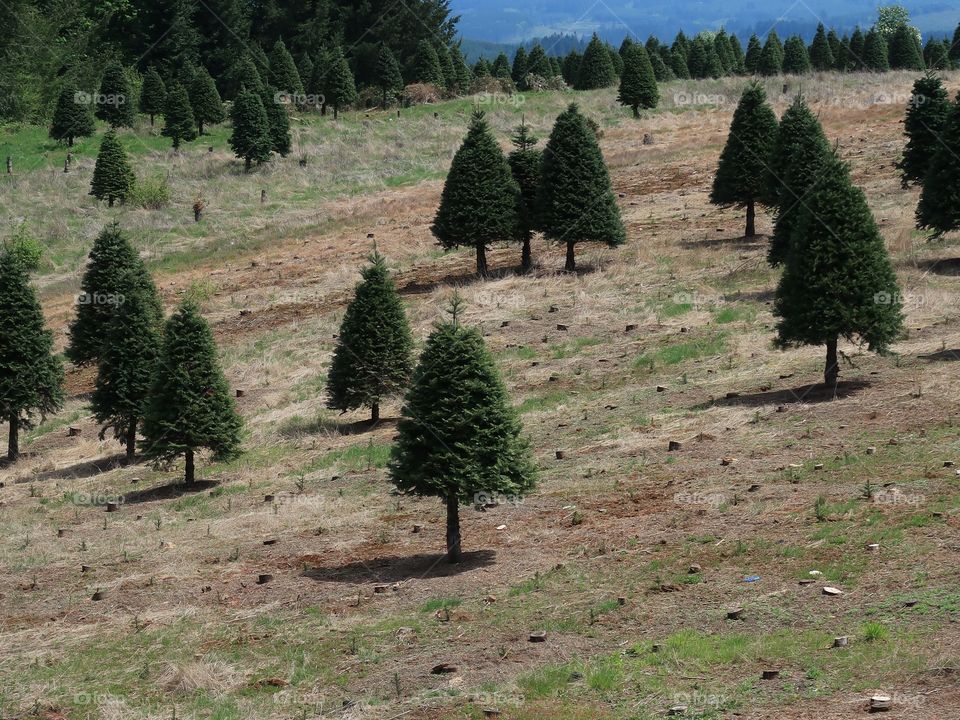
459,34,587,63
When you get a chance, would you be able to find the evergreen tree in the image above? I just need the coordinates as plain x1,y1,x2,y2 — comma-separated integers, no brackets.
837,34,853,71
897,73,950,187
96,61,135,128
672,30,691,59
414,40,445,87
618,44,659,118
138,69,167,126
916,93,960,238
325,46,357,119
526,44,552,79
649,51,672,82
774,154,903,386
809,23,835,70
576,34,617,90
91,276,162,460
765,96,831,265
549,56,563,78
619,37,635,57
376,44,404,107
437,45,457,92
511,46,528,85
268,39,303,93
388,297,536,563
225,54,264,98
758,31,784,75
229,86,272,170
325,252,414,423
188,68,225,134
432,111,519,276
562,50,582,85
686,37,708,78
89,130,135,207
888,24,925,70
607,44,624,76
827,29,842,69
142,300,243,485
951,24,960,67
923,38,949,70
260,86,291,156
709,82,778,237
473,58,492,78
451,45,474,94
864,28,890,71
161,82,197,149
669,47,690,79
0,250,63,462
849,27,866,70
729,34,747,74
67,223,163,367
507,120,542,271
714,29,735,73
744,34,763,73
49,83,95,146
538,104,625,271
491,52,511,79
297,54,315,92
783,35,812,74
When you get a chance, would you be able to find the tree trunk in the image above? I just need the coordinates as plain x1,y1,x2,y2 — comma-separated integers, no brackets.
245,156,251,172
108,197,115,208
185,448,195,485
521,233,532,272
445,494,462,564
7,413,19,462
745,198,756,238
149,114,154,127
632,104,640,118
125,416,137,461
382,88,387,108
334,106,339,120
476,244,488,276
371,402,380,423
565,241,576,272
198,121,204,135
68,136,74,147
824,337,839,389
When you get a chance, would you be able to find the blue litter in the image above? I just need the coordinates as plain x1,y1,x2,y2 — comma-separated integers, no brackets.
743,575,761,583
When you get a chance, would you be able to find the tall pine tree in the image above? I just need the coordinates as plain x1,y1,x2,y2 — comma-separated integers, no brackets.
188,68,225,134
261,86,292,156
576,34,617,90
139,68,167,126
618,44,659,117
325,46,357,119
161,82,197,149
809,24,835,71
376,45,404,107
897,73,950,187
916,92,960,238
96,61,135,128
507,119,542,271
50,83,95,146
229,86,271,170
268,39,303,94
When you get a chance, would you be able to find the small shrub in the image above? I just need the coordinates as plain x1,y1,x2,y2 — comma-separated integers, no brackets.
128,175,171,209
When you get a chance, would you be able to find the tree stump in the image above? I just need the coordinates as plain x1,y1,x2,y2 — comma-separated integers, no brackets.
260,189,267,203
6,156,11,174
91,589,106,601
869,695,891,712
761,669,780,680
668,440,682,452
256,574,273,585
555,450,566,460
68,427,81,437
727,608,744,620
106,502,118,512
528,631,547,642
264,494,274,503
236,389,245,398
832,636,849,648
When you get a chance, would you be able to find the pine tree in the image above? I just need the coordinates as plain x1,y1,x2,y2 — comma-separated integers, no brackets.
864,28,890,71
268,39,304,93
710,82,779,237
828,29,843,68
775,154,903,386
0,251,64,461
607,44,624,76
729,34,747,74
888,24,925,70
142,301,243,485
507,120,542,271
138,69,167,126
686,38,708,78
49,83,95,146
96,61,135,128
916,92,960,238
765,96,832,265
576,34,617,90
89,130,135,207
388,296,536,563
229,86,272,170
450,45,474,94
714,30,735,74
809,24,835,70
437,45,457,92
526,44,552,79
414,40,445,87
491,52,511,79
297,54,315,92
91,276,162,460
432,111,519,276
188,68,225,135
562,50,582,85
325,46,357,119
161,83,197,149
897,73,950,187
849,27,866,70
923,38,950,70
950,24,960,67
67,223,163,367
511,47,529,85
538,104,625,271
649,51,672,82
618,44,659,118
225,54,264,98
473,58,492,78
260,86,292,156
783,36,812,74
744,34,763,73
326,252,414,423
376,44,404,107
758,31,784,75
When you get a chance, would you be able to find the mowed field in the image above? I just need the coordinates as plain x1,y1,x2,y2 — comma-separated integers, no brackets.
2,71,960,720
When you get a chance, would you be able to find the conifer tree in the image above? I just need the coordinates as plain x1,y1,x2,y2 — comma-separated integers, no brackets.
96,61,135,128
507,120,542,271
326,252,414,423
649,51,672,82
511,47,529,85
260,86,291,156
297,54,315,92
225,54,264,98
526,44,551,79
0,251,63,461
837,34,853,71
67,223,163,367
538,104,625,271
89,130,135,207
916,93,960,238
142,301,243,485
576,34,617,90
710,82,778,237
951,24,960,67
325,46,358,119
188,68,225,134
432,111,519,276
714,29,735,73
888,24,925,70
562,50,582,84
229,86,272,170
783,35,812,74
729,34,747,74
376,45,404,107
491,53,511,79
388,296,536,564
809,24,835,71
268,39,304,94
744,34,763,73
686,38,708,78
607,44,624,76
849,27,866,70
451,46,474,94
50,83,95,146
437,45,457,92
91,277,161,460
827,29,842,68
774,154,903,387
473,58,492,78
897,73,950,187
619,37,635,57
864,28,890,71
138,69,167,127
758,31,784,75
414,40,446,87
161,83,197,149
618,44,659,118
923,38,949,70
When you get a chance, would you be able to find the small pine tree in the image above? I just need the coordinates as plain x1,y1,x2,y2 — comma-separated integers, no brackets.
916,92,960,238
229,87,272,170
507,119,542,271
67,223,163,367
268,39,304,94
782,35,812,74
376,45,404,108
809,24,835,71
888,24,925,70
0,251,64,461
744,34,763,73
261,86,292,156
49,83,95,146
450,45,474,94
388,296,536,563
649,51,672,82
326,252,414,423
89,130,135,207
538,104,626,271
710,82,779,237
576,34,617,89
325,46,357,120
96,61,135,128
897,73,950,187
758,31,784,75
473,58,491,78
414,40,446,87
188,68,225,134
432,111,519,276
142,301,243,485
864,28,890,71
161,83,197,149
491,53,511,79
775,154,903,386
511,47,529,85
437,44,457,92
618,44,659,118
849,27,867,70
138,69,167,126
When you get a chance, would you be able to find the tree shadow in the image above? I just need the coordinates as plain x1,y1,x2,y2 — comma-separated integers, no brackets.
302,549,496,584
696,380,870,409
399,268,492,297
919,348,960,362
278,416,398,439
680,235,767,250
20,453,130,483
912,258,960,276
122,479,219,505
